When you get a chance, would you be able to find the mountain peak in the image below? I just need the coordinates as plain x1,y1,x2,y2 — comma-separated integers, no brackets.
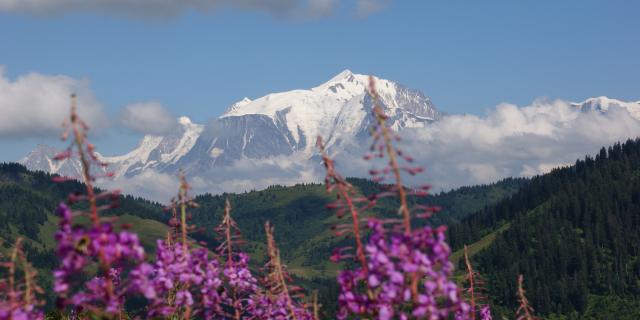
578,96,633,108
330,69,354,81
581,96,618,104
574,96,640,119
312,69,372,96
222,97,253,116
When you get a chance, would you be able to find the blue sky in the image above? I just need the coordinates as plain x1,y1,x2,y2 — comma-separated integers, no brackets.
0,0,639,160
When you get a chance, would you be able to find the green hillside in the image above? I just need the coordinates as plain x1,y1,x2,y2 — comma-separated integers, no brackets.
184,177,526,280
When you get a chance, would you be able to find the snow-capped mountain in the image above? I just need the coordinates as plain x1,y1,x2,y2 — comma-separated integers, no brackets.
220,69,439,153
572,96,640,119
21,70,440,179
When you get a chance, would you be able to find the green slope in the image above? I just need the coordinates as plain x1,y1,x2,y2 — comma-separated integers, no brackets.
185,177,526,280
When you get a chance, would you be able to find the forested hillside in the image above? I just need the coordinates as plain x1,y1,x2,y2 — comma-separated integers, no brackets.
449,139,640,319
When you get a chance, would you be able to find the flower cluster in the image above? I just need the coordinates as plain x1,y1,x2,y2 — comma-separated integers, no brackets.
249,294,314,320
216,199,259,319
52,96,149,317
127,176,230,318
337,219,470,319
0,304,42,320
224,252,258,294
480,306,493,320
130,241,226,318
54,202,146,315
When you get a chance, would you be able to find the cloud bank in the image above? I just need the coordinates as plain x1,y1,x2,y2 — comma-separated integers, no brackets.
334,99,640,191
0,66,107,138
119,102,178,135
100,153,317,202
100,98,640,202
0,0,389,19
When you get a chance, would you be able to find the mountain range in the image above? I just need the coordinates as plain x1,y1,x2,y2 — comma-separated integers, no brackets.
19,70,640,192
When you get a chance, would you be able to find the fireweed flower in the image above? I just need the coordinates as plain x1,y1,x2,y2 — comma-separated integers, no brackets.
129,175,228,319
336,219,470,319
216,199,259,319
132,240,226,318
322,77,471,319
54,203,146,315
249,294,314,320
52,96,149,317
130,177,273,319
480,306,492,320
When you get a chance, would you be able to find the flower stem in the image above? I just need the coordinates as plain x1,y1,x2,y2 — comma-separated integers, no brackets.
369,77,412,235
465,245,477,320
70,94,99,226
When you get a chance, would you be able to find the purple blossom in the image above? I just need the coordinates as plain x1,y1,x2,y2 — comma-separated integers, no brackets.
480,305,493,320
0,306,43,320
224,252,258,295
131,240,226,318
248,294,314,320
54,203,147,315
336,218,471,320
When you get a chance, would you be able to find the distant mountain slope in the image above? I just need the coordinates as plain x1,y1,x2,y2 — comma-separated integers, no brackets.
448,139,640,318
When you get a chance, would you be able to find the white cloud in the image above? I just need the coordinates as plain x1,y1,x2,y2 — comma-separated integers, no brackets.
100,153,318,202
119,102,178,135
397,100,640,190
0,66,107,138
100,169,180,203
0,0,386,19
